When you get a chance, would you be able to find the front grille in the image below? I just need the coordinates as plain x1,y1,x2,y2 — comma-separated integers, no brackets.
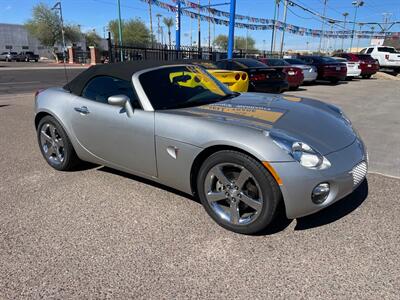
350,161,367,187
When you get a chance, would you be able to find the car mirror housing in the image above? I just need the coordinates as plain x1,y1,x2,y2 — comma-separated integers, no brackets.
108,95,134,117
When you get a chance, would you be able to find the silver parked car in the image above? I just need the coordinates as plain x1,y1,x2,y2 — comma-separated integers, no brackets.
34,61,368,234
0,51,18,62
284,58,318,82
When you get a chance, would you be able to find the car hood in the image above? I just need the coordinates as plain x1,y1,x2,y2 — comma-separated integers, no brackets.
173,93,356,155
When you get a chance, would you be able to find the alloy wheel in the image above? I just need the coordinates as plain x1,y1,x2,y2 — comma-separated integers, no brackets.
204,163,263,226
39,123,65,165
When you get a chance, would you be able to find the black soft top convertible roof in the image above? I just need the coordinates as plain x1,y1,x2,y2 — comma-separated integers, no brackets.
65,60,209,95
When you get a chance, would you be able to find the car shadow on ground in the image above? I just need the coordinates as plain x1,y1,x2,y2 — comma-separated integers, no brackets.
97,166,368,235
295,179,369,230
98,166,199,203
0,104,10,108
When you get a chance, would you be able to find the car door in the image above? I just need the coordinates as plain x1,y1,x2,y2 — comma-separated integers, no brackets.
69,76,157,177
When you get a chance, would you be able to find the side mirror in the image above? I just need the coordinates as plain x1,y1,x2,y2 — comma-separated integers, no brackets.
108,94,134,117
108,94,129,106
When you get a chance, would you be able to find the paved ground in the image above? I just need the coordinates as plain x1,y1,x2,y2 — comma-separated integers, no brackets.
0,74,399,299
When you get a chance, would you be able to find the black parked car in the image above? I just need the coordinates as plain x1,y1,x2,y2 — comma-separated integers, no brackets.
16,51,39,62
216,58,289,93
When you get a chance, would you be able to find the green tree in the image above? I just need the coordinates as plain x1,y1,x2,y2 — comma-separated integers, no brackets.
85,30,102,48
25,3,82,62
213,34,228,50
213,34,256,51
109,18,152,47
163,17,174,48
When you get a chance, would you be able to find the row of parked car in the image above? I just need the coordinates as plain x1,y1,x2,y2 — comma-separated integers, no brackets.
193,52,382,94
0,51,39,62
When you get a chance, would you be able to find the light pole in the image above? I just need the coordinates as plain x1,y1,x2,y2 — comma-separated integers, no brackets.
341,12,349,51
279,0,291,57
326,20,335,53
350,0,364,52
270,0,280,54
117,0,123,61
318,0,327,53
227,0,236,59
356,23,363,50
51,1,66,63
197,0,201,52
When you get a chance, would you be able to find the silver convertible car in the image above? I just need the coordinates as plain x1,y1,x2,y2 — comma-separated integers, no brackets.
34,61,368,234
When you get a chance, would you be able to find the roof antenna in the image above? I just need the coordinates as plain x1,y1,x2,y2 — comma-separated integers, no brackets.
52,1,71,92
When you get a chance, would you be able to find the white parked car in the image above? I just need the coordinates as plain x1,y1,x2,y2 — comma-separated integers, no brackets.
361,46,400,75
332,57,361,79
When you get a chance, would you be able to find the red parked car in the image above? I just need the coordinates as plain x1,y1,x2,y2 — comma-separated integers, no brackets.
334,53,379,79
258,58,304,90
299,56,347,83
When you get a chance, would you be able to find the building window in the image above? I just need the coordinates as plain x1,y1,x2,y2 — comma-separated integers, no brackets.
5,45,12,49
22,46,29,50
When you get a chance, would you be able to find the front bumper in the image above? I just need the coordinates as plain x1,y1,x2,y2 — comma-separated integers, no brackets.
270,138,367,219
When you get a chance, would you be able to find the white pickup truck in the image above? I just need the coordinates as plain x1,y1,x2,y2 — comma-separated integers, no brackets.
361,46,400,75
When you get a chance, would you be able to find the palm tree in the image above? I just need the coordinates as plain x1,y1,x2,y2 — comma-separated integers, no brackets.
163,17,174,48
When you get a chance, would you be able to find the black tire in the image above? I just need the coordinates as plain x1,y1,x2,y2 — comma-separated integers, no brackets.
330,79,339,84
196,150,282,234
362,74,372,79
290,85,299,90
37,115,80,171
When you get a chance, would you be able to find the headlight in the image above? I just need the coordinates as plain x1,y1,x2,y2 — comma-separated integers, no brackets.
270,131,331,170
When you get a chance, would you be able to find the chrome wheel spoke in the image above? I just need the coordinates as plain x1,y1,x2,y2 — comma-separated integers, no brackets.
210,165,231,186
240,193,262,212
45,147,54,158
41,129,52,143
207,191,226,203
235,168,252,189
49,124,57,140
55,137,64,147
229,202,240,225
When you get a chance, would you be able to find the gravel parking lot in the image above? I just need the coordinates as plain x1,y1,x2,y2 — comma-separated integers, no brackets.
0,75,399,299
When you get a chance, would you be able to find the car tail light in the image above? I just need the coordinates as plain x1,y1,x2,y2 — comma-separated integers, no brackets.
235,73,240,81
385,54,389,60
251,73,267,81
241,73,247,80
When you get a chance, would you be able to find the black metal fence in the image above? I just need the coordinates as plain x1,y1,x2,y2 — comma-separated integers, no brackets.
107,42,281,63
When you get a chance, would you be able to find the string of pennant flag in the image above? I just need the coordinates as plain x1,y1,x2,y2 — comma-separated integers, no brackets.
140,0,400,39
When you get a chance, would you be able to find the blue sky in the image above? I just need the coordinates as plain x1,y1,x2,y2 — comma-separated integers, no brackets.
1,0,399,50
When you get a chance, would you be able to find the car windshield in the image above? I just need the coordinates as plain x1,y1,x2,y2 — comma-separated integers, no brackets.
234,59,267,68
139,65,237,110
193,61,218,69
266,59,290,66
319,56,339,63
285,58,307,65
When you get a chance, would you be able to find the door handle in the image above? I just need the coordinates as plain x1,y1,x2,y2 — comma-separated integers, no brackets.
74,106,90,115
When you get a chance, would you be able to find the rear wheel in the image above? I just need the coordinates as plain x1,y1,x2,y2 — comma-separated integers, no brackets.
362,74,372,79
37,116,80,171
197,150,282,234
290,85,299,90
